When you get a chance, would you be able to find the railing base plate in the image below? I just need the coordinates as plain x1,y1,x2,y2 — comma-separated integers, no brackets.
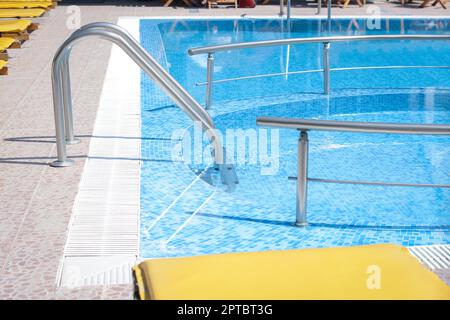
50,159,75,167
294,222,308,228
65,138,81,145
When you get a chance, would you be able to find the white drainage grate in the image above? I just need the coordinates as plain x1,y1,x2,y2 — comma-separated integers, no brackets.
408,245,450,270
58,18,141,287
60,256,137,287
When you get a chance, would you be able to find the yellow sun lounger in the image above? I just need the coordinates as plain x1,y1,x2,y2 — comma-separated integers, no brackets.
133,244,450,300
0,20,36,43
0,19,36,33
0,37,15,51
0,2,53,9
0,60,8,75
0,8,45,18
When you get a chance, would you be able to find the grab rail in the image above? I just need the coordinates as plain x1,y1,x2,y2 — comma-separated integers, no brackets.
256,117,450,227
188,34,450,109
281,0,329,21
50,23,227,174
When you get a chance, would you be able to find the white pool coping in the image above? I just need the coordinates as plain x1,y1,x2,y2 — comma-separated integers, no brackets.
58,18,141,287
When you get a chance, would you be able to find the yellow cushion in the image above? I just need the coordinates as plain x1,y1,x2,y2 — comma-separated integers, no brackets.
0,2,52,9
0,8,45,18
133,244,450,300
0,59,7,69
0,37,14,51
0,19,32,33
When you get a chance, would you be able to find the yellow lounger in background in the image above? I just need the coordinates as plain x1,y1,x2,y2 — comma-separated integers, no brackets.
133,244,450,300
0,2,53,9
0,19,37,35
0,37,15,59
0,19,32,33
0,59,8,75
0,37,15,51
0,8,45,18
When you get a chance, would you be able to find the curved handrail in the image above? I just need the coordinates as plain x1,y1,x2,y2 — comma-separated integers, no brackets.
188,34,450,56
51,22,224,168
189,33,450,106
256,117,450,135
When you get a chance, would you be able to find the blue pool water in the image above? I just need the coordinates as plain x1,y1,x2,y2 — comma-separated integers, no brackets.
139,18,450,258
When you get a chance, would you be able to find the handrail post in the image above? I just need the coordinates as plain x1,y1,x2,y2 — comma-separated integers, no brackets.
323,42,330,94
61,49,80,145
206,52,214,110
317,0,321,15
50,22,230,182
280,0,284,16
287,0,291,22
50,56,74,167
296,130,308,227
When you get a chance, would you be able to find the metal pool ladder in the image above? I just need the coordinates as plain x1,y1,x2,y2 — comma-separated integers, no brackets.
49,22,237,188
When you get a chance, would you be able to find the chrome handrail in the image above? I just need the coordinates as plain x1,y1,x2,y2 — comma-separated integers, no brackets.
188,34,450,56
188,34,450,108
51,22,224,169
256,117,450,135
256,117,450,227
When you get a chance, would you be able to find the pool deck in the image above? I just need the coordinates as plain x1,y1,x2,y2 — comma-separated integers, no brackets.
0,2,449,299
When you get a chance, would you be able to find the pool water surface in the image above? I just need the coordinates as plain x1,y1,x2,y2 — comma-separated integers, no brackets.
138,18,450,258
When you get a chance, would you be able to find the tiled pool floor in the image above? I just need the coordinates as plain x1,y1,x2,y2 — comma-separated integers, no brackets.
140,89,450,258
139,17,449,258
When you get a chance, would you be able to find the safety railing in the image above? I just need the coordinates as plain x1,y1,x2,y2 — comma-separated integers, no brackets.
50,22,237,185
188,34,450,109
256,117,450,227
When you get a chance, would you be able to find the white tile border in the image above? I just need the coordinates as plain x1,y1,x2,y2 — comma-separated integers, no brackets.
58,18,141,287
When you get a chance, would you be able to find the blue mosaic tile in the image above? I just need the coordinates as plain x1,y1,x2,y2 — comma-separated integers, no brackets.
139,18,450,259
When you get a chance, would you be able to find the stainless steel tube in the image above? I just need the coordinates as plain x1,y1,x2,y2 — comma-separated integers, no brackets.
50,53,74,167
317,0,322,15
51,23,225,167
327,0,332,34
256,117,450,135
280,0,284,16
206,53,214,110
65,23,217,142
323,42,330,94
61,48,80,145
188,35,450,56
257,118,449,226
296,130,308,227
195,65,450,86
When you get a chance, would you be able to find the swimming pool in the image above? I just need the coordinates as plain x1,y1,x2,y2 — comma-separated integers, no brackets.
138,18,450,258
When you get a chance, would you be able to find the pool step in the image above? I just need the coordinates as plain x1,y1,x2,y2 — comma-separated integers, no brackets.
140,170,217,251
